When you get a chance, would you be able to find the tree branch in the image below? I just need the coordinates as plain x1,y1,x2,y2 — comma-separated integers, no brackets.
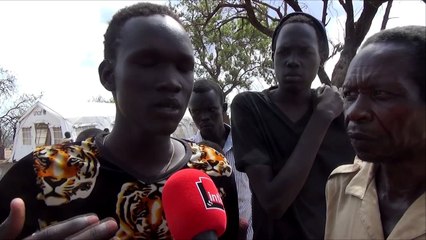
253,0,283,18
0,99,28,120
244,0,274,37
340,0,355,43
353,0,388,47
215,16,247,30
381,0,393,30
204,2,246,28
327,41,344,61
237,67,259,86
321,0,329,25
284,0,302,12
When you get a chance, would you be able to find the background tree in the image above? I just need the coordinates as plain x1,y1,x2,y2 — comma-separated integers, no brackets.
88,95,114,103
0,68,39,160
173,0,275,100
203,0,395,87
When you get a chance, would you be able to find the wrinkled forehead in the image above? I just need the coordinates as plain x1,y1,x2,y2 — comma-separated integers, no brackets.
359,42,413,62
344,43,416,85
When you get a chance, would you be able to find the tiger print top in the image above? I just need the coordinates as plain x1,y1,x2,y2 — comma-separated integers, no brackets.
0,136,239,240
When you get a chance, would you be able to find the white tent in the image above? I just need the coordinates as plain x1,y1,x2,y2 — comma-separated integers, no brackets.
11,101,115,162
172,110,198,141
11,101,197,162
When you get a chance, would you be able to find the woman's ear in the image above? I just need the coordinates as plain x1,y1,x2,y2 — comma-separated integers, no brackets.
98,60,115,91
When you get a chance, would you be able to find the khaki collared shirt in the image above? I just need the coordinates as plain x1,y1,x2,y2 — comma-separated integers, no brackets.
325,157,425,240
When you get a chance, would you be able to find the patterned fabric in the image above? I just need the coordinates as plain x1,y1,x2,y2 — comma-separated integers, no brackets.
188,142,232,177
191,124,254,240
0,136,239,240
33,141,100,206
115,181,169,239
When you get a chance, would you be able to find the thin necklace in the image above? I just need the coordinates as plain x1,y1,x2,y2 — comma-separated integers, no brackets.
163,139,175,173
103,134,175,173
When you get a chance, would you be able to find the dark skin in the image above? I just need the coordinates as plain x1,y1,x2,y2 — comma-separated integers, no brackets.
0,14,195,239
189,90,249,240
99,15,194,179
343,42,425,238
188,90,228,148
245,22,344,218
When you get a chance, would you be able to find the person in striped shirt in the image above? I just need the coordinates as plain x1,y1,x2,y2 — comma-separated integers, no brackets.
189,79,253,240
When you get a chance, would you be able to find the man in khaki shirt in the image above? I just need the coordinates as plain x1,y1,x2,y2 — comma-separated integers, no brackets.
326,158,425,239
325,25,425,240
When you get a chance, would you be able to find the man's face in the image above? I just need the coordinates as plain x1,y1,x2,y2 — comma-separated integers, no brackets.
273,22,321,92
188,90,224,140
343,42,425,163
112,15,194,135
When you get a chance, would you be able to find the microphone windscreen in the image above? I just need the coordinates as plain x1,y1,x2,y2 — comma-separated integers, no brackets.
163,168,227,240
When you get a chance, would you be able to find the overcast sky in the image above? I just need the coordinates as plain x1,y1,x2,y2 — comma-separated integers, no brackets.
0,1,424,109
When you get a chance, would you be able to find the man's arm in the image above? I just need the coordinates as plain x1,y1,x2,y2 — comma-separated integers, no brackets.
232,86,343,219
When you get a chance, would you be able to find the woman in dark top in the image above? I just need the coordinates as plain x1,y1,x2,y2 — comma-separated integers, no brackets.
231,12,355,239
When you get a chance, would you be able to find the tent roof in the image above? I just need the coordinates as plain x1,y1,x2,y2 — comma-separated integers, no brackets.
20,101,193,125
47,101,116,119
18,101,116,126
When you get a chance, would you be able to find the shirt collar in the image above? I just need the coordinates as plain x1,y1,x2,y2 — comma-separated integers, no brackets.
191,124,232,154
223,124,232,153
345,156,376,199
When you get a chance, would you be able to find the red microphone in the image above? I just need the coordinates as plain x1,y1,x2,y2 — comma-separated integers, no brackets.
163,168,227,240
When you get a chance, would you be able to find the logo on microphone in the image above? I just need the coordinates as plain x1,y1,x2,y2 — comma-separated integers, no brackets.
196,177,225,211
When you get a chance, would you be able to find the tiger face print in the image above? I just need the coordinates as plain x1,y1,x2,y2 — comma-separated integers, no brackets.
188,143,232,177
116,181,171,240
33,139,100,206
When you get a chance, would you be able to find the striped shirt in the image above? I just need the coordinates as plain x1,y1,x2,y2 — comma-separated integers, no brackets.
191,124,253,240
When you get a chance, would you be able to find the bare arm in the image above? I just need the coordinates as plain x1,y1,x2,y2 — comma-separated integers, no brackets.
235,86,343,219
246,110,336,218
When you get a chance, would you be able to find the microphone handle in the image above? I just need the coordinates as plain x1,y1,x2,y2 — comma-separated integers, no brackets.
192,230,218,240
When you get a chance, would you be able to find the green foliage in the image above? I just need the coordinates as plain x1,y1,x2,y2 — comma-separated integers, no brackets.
173,0,275,99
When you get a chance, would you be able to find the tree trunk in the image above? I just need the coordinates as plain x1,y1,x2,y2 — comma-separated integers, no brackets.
317,66,332,86
0,145,5,160
331,0,389,87
381,0,393,30
0,128,4,160
331,46,357,87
